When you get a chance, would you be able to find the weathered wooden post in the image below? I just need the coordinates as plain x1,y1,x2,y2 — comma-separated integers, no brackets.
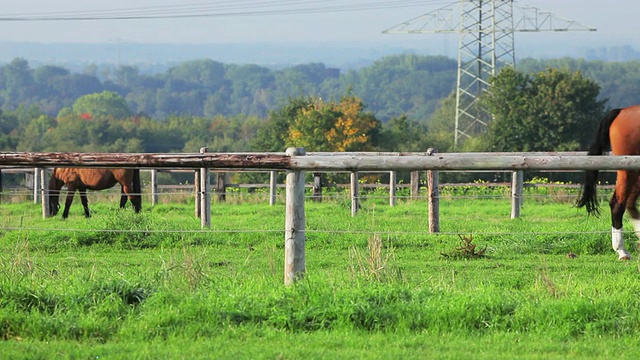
350,171,359,217
33,167,40,204
511,170,524,219
199,147,211,228
389,170,397,207
40,168,49,219
269,171,277,206
427,149,440,233
194,170,201,218
312,173,322,202
284,147,306,285
410,170,419,201
215,172,226,202
150,169,158,206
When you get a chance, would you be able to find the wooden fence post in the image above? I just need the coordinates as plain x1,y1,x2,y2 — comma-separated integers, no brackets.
194,170,201,218
312,173,322,202
216,172,226,202
427,149,440,233
199,147,211,228
389,170,397,206
33,167,40,204
350,171,359,217
284,147,306,285
151,169,158,206
40,168,49,219
511,170,524,219
269,171,277,206
410,170,419,201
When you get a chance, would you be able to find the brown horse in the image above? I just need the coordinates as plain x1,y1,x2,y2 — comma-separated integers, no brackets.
577,106,640,260
48,168,142,218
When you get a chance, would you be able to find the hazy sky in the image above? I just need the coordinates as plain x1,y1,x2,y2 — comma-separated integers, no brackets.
0,0,637,49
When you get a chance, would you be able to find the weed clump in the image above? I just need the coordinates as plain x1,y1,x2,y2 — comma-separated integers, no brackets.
349,234,403,282
441,234,487,259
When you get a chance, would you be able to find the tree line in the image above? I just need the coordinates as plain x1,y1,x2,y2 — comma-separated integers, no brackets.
1,54,640,157
0,55,457,122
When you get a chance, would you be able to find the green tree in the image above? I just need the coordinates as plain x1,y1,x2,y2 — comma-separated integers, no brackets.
33,65,69,85
480,67,605,152
288,97,338,151
47,74,103,104
342,54,457,121
423,92,456,152
18,114,57,151
135,115,184,153
168,59,225,89
379,115,429,152
65,91,131,119
252,97,308,151
225,64,275,116
0,58,35,106
0,109,19,149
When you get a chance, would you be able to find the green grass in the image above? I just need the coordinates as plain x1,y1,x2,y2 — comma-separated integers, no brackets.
0,190,639,359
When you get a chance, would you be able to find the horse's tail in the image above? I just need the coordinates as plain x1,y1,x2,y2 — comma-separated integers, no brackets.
576,108,623,216
133,169,142,213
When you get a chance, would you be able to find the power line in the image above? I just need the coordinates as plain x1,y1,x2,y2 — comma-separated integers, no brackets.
0,0,452,22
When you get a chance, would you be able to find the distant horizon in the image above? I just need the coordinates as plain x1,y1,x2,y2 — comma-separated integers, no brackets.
1,40,639,71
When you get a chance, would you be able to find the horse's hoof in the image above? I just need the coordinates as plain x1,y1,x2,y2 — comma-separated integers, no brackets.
618,255,632,261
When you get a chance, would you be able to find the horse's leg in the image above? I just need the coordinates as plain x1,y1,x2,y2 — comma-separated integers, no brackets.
610,170,636,260
79,188,91,218
61,186,77,219
132,169,142,213
120,183,140,213
625,177,640,244
119,185,128,209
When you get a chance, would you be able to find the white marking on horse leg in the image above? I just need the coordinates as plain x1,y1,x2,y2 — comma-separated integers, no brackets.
612,227,631,260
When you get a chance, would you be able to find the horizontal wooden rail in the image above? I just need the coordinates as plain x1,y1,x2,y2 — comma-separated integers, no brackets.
0,152,634,171
0,152,291,169
291,154,640,171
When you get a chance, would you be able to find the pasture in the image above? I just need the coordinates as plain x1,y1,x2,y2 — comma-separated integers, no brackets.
1,185,639,359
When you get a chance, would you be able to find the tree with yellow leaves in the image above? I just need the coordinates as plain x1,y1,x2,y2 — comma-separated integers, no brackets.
326,95,379,151
285,94,380,152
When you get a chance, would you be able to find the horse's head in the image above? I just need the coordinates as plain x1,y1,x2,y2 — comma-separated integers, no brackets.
48,170,63,216
49,198,61,216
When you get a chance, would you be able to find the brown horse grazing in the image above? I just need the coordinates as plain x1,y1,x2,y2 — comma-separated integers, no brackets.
48,168,142,218
577,106,640,260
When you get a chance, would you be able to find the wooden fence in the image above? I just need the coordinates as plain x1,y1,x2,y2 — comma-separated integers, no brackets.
1,149,637,285
2,166,581,215
0,166,551,227
0,150,610,216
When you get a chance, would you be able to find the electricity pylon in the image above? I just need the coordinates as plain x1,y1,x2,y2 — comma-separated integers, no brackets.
383,0,595,147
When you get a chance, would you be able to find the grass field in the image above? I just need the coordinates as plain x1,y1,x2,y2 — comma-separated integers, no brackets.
1,186,639,359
